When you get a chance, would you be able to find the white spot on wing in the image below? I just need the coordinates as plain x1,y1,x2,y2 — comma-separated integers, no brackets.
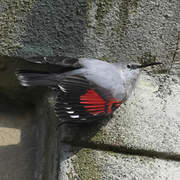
70,115,79,118
58,85,66,92
35,61,43,63
67,111,74,114
21,82,30,86
18,75,24,80
81,118,86,121
65,107,72,110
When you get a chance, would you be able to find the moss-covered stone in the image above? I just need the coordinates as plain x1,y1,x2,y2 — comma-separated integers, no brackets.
86,0,141,37
90,128,110,143
95,0,113,23
98,56,117,63
86,0,93,27
114,0,130,39
0,0,35,55
114,0,141,38
137,52,158,65
71,149,101,180
87,0,113,34
131,0,141,9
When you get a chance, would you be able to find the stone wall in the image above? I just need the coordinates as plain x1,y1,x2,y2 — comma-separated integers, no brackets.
0,0,180,180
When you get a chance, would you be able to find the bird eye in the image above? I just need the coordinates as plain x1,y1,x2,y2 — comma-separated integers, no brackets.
127,64,131,68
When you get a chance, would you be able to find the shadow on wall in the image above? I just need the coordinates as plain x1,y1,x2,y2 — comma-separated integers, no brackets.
17,0,88,58
0,55,57,180
0,97,36,180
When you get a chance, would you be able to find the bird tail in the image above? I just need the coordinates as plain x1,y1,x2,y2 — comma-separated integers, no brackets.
16,70,58,86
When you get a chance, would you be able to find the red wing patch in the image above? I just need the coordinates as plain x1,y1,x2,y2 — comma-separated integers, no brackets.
55,75,123,124
107,99,122,114
80,89,106,115
80,89,122,115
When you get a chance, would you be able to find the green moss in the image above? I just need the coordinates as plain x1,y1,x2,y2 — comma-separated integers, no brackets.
87,0,112,34
131,0,140,9
114,0,129,38
137,52,158,65
95,0,113,23
98,56,117,63
90,128,110,143
70,149,101,180
156,69,169,74
0,0,35,55
86,0,93,27
96,0,112,34
115,0,141,38
86,0,140,37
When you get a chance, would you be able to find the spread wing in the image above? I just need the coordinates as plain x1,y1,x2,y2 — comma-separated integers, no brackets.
54,75,122,125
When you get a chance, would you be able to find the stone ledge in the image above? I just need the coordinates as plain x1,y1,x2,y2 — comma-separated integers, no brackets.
59,144,180,180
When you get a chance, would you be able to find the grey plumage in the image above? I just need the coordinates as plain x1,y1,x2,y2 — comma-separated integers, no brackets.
63,58,140,101
15,57,161,124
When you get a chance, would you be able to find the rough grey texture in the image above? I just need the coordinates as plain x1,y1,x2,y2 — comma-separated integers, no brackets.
0,0,35,54
0,0,180,180
16,0,88,57
59,145,180,180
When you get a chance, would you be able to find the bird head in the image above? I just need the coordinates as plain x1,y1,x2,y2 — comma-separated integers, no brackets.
115,61,162,100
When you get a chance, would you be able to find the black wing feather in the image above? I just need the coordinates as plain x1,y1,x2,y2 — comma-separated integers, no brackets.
54,75,112,124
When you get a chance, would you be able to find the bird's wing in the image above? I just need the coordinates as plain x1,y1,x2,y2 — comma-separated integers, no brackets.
54,75,122,125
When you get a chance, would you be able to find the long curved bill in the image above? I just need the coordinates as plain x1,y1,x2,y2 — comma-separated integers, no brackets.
130,62,162,69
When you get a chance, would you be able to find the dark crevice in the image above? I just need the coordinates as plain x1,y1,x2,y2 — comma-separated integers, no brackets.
63,140,180,162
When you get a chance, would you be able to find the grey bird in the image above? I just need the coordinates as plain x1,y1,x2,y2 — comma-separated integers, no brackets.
15,56,161,125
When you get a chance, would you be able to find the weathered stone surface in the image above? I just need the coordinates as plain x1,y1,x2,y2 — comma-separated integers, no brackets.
0,0,88,57
0,0,35,55
59,145,180,180
0,0,180,180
